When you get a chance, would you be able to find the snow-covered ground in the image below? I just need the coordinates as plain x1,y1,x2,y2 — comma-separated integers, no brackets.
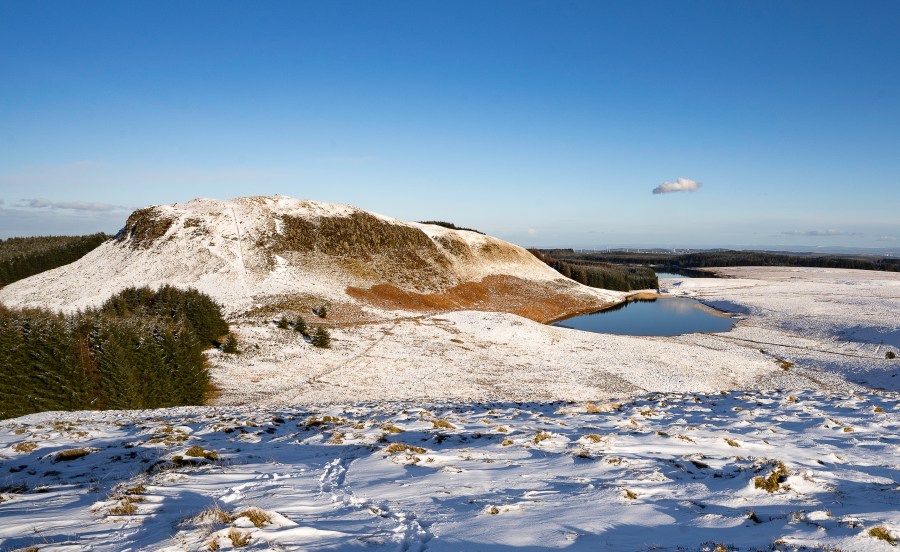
207,267,899,406
2,391,898,551
662,267,900,392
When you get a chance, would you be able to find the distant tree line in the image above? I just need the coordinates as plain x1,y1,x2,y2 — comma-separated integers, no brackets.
0,285,228,420
539,249,900,273
529,250,658,292
0,233,110,288
417,221,485,235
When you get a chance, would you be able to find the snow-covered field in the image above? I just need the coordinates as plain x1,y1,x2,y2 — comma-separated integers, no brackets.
208,267,899,406
663,267,900,393
2,391,898,552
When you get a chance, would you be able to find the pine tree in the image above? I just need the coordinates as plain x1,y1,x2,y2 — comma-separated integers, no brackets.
0,308,30,419
95,320,143,410
294,316,309,336
222,333,239,353
311,326,331,348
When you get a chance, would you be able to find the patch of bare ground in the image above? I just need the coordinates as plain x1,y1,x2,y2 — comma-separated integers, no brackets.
347,274,611,323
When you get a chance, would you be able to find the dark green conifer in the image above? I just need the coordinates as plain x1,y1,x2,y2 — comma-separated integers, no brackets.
222,333,239,353
294,316,309,336
311,326,331,348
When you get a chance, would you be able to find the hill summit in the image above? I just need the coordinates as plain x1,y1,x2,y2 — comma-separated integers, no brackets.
0,196,616,322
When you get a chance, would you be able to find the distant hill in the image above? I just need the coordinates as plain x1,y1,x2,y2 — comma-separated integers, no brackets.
0,196,618,323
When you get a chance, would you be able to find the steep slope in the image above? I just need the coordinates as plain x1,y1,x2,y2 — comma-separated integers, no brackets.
0,196,619,321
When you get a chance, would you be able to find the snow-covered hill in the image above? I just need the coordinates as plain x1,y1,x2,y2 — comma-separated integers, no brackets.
0,196,618,321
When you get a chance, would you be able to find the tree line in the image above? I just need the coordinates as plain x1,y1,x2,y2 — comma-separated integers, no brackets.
0,233,110,288
529,249,658,292
0,285,228,420
539,249,900,273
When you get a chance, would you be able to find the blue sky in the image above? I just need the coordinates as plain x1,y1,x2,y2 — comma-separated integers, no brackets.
1,1,898,250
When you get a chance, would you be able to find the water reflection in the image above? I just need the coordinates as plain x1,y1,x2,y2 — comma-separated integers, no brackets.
554,297,734,337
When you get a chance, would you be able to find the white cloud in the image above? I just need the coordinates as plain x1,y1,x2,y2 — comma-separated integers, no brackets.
781,229,861,237
527,228,538,236
652,177,702,195
22,198,128,212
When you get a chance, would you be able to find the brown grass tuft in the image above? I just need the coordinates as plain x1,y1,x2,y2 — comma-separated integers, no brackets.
228,527,251,547
754,461,789,493
237,507,271,528
868,526,896,545
54,448,91,462
384,443,427,454
13,441,37,453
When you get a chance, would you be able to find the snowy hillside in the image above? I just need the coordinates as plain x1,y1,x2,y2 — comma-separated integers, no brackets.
1,391,897,551
0,196,618,322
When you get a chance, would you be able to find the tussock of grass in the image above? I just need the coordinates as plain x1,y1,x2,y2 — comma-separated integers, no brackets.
775,359,794,371
532,431,552,444
381,424,404,434
501,439,513,446
583,434,603,443
303,416,346,428
198,502,234,525
237,507,271,528
13,441,37,453
126,483,146,495
54,448,91,462
431,419,455,429
868,526,896,545
185,446,220,461
109,494,143,515
624,489,637,500
185,445,206,457
754,461,789,493
724,438,740,447
228,527,251,547
384,443,427,454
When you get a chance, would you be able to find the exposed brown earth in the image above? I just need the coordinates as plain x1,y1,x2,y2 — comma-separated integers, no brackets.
347,274,611,323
